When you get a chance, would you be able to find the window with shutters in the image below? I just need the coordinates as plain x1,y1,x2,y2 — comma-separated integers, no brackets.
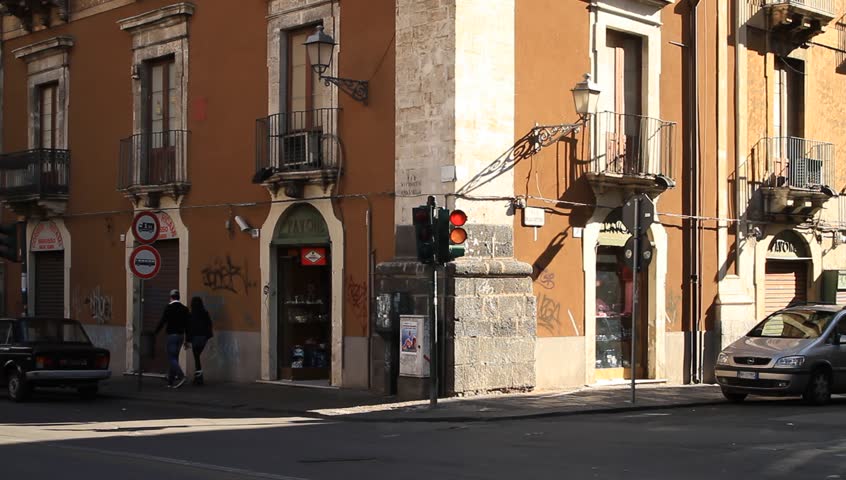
117,4,192,193
37,82,58,149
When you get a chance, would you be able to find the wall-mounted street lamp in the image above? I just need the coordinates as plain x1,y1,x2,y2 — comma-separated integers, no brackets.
571,73,601,119
304,25,369,104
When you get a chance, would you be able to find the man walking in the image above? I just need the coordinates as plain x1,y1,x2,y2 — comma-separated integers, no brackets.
154,289,190,388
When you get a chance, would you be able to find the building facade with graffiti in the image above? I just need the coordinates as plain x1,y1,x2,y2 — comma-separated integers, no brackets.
0,0,396,388
2,0,846,397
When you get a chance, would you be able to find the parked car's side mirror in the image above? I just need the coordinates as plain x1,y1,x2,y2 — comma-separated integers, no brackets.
835,333,846,345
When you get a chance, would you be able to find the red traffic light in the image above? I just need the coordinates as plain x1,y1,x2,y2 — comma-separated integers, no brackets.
449,210,467,226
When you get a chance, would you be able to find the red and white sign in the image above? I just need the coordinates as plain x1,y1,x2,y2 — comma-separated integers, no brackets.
132,211,160,244
156,212,178,240
30,221,64,252
129,245,161,279
301,247,327,266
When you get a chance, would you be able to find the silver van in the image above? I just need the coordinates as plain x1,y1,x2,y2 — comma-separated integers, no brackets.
715,304,846,405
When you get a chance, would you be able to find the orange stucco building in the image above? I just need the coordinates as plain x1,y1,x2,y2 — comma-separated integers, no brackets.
2,0,846,397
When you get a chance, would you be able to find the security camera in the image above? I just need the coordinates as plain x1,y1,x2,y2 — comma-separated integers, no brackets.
234,215,252,232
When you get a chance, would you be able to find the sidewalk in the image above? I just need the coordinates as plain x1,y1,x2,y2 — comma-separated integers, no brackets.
100,375,728,422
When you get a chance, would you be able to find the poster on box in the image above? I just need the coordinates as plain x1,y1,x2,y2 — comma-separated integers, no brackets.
400,321,418,354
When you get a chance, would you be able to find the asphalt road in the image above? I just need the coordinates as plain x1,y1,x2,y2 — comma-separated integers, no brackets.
1,391,845,479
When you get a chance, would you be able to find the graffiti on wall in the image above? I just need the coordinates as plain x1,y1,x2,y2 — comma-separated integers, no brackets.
537,293,561,333
346,275,367,322
72,286,114,325
534,267,556,290
201,256,256,294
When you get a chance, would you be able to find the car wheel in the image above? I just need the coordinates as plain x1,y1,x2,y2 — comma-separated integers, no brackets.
803,370,831,406
7,370,31,403
721,389,747,403
78,385,98,400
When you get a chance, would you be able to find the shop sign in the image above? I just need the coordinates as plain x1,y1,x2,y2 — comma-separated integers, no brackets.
598,209,630,247
30,221,64,252
157,212,178,240
767,230,809,259
301,247,327,266
276,204,329,243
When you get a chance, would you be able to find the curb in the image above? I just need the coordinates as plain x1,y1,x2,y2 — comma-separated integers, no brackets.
100,391,728,423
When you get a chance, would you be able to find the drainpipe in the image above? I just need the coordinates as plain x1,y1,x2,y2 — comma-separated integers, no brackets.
688,0,702,384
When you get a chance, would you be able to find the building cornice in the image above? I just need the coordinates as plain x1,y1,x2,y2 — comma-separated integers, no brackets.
118,2,194,32
12,35,74,61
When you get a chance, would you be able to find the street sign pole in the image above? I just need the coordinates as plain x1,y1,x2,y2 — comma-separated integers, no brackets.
137,278,144,392
631,197,639,405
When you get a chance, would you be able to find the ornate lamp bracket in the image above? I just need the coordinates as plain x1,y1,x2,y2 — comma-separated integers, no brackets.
531,123,581,150
320,76,368,104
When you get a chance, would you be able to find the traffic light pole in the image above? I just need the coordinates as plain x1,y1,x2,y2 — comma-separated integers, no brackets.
430,262,438,408
19,222,27,317
631,197,640,405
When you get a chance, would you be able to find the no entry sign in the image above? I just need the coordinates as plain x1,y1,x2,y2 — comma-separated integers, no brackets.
129,245,161,280
132,211,161,245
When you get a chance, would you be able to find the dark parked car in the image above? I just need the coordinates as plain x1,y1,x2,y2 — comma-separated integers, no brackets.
0,317,110,402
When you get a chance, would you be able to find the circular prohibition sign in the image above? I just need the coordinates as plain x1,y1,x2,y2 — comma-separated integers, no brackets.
132,211,161,245
129,244,162,280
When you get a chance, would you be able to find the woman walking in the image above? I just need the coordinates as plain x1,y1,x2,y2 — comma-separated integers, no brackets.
187,296,214,385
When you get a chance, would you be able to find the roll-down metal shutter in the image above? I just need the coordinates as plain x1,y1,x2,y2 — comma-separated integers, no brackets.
141,240,180,373
765,260,808,316
34,251,64,317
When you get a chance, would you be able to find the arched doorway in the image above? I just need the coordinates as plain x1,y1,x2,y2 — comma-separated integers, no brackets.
273,204,332,382
764,230,810,315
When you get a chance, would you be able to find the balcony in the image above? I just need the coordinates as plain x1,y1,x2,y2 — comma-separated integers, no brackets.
738,136,836,222
0,148,70,216
762,0,835,47
585,111,676,195
0,0,68,31
254,108,340,197
118,130,190,204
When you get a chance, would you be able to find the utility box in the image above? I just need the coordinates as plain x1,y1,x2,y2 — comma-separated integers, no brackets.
399,314,429,377
821,270,846,304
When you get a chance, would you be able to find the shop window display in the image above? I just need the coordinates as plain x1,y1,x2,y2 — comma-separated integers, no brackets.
595,249,645,380
278,247,331,381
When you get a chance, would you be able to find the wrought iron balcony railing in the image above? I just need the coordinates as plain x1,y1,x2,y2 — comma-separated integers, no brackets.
736,136,836,220
254,108,340,183
754,136,834,189
591,111,676,180
0,148,70,198
118,130,189,191
762,0,835,17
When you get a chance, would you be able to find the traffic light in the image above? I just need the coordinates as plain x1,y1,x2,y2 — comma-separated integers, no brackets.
412,205,435,264
0,222,20,262
436,208,467,263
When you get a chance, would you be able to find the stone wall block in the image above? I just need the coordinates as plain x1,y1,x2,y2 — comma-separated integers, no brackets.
481,296,499,321
453,337,477,365
453,296,483,321
497,295,523,320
